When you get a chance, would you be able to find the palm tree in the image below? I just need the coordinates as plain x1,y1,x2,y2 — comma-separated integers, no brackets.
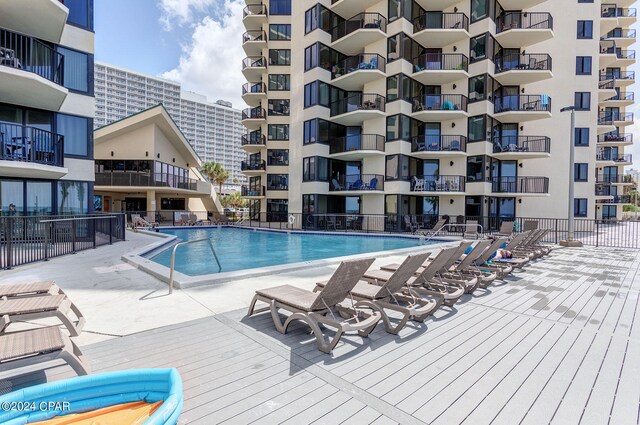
201,162,230,193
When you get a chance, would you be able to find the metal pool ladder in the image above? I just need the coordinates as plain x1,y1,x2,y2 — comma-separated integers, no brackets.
169,238,221,294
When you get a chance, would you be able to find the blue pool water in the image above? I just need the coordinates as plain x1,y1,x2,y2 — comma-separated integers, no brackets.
149,227,428,276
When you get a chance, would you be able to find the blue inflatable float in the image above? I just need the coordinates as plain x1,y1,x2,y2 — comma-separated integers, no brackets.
0,368,183,425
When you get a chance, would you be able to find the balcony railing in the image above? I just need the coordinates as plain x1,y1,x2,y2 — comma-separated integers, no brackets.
491,176,549,194
605,29,637,39
599,80,615,89
411,135,467,153
600,71,635,82
609,92,634,101
596,152,632,163
0,122,64,167
266,181,288,191
242,82,266,95
0,28,64,85
596,174,634,184
330,93,385,117
329,134,385,154
602,5,637,18
413,53,468,73
329,174,384,191
243,30,266,43
494,95,551,113
331,13,387,42
241,133,266,146
494,53,552,73
599,111,634,124
241,160,266,171
492,136,551,154
242,56,267,69
412,94,468,113
617,50,635,60
412,12,469,32
243,4,267,18
598,133,633,143
410,175,465,192
242,107,266,120
332,53,386,79
95,172,200,191
241,185,265,197
495,12,553,33
596,195,632,204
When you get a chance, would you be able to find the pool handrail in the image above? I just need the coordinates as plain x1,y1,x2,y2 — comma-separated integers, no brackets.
169,238,221,293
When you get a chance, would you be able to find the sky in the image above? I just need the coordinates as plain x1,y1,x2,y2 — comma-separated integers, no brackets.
95,0,639,168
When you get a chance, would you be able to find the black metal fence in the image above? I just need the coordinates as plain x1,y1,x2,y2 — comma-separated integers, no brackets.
0,214,126,270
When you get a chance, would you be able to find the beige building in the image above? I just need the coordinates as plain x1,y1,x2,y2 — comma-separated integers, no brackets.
94,105,222,222
240,0,635,228
0,0,95,215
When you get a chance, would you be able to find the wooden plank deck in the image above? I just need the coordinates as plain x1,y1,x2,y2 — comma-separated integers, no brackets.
2,246,639,424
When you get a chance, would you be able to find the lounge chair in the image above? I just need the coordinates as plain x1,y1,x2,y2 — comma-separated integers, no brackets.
143,215,159,228
0,294,85,337
180,213,191,226
331,178,344,191
404,215,417,234
326,215,337,231
490,232,532,269
474,237,512,279
523,220,539,231
463,220,480,239
315,252,443,334
0,280,59,298
422,218,446,236
494,221,514,237
0,327,90,379
247,258,381,353
443,240,497,291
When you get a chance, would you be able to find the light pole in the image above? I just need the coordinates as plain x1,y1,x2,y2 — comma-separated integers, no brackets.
560,106,583,247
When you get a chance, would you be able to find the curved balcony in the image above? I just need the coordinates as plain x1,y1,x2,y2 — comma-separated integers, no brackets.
614,8,638,27
241,82,267,106
329,174,384,194
598,79,617,101
241,133,266,153
242,30,266,56
598,133,633,146
0,122,66,179
596,152,632,165
95,173,206,194
330,0,379,19
242,4,268,30
241,185,266,198
241,107,266,130
599,40,619,67
491,176,549,196
493,95,552,123
603,29,636,48
615,50,636,67
411,94,468,121
0,0,68,44
495,12,554,48
330,93,386,126
601,91,634,107
331,13,387,56
596,174,635,185
596,195,632,204
412,53,468,85
601,71,635,87
0,29,67,111
492,136,551,159
410,175,465,194
494,53,553,85
329,134,385,160
331,54,386,91
410,135,467,159
412,13,469,48
242,56,267,81
597,112,617,134
241,159,266,175
609,112,634,127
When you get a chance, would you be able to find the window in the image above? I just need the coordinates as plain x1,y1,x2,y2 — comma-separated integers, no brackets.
57,181,89,214
161,198,185,210
270,0,291,15
304,81,330,108
267,149,289,166
64,0,93,30
385,155,410,181
574,199,588,217
468,115,487,142
577,20,593,39
578,0,594,3
576,56,592,75
57,47,92,94
386,114,412,141
268,74,290,90
269,24,291,40
467,156,486,182
386,74,415,103
305,44,318,70
268,99,290,116
387,33,420,63
56,114,91,157
267,174,288,190
303,156,329,181
268,49,290,65
304,119,343,145
471,0,490,23
575,128,589,146
574,163,588,181
574,92,591,110
268,124,289,140
388,0,413,22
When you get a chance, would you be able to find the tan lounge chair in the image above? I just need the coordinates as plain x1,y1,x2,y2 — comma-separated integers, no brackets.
0,327,90,379
474,237,513,279
443,239,496,291
463,220,480,239
0,280,59,298
0,295,85,337
315,252,443,335
247,258,381,353
523,220,538,231
494,221,514,237
421,218,446,236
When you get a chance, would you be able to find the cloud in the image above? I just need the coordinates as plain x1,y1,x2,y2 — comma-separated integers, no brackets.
158,0,219,31
160,0,247,108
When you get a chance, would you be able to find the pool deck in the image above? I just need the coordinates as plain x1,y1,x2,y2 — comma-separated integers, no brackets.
1,231,640,424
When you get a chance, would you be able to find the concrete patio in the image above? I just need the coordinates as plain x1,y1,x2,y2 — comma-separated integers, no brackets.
1,231,639,424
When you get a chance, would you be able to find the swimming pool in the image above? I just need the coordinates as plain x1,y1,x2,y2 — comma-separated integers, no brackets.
148,227,430,276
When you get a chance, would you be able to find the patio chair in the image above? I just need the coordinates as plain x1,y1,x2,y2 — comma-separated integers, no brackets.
0,327,90,379
326,215,337,231
366,177,378,190
315,252,442,334
143,215,159,228
0,294,86,337
463,220,480,239
412,176,425,191
131,214,153,229
331,178,344,191
180,213,191,226
350,179,363,190
404,215,417,234
422,218,446,236
523,220,538,231
494,221,514,237
442,240,496,291
247,258,381,353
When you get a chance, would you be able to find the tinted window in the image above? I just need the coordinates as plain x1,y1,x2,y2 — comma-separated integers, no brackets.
58,47,91,93
56,113,91,157
64,0,92,30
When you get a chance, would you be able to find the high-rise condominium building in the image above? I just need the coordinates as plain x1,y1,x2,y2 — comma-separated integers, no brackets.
94,62,246,191
240,0,635,228
0,0,95,215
